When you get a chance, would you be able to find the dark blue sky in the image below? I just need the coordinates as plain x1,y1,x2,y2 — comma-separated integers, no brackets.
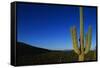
16,3,97,50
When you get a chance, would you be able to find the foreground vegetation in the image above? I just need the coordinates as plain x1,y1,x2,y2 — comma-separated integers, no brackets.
16,42,96,66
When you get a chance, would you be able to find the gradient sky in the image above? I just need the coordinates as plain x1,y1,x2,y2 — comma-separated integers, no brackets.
16,3,97,50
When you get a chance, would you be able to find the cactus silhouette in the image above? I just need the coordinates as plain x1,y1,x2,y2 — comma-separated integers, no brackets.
70,7,92,61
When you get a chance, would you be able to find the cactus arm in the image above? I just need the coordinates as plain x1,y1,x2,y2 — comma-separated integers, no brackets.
80,7,84,53
84,26,92,54
71,26,80,55
84,32,88,54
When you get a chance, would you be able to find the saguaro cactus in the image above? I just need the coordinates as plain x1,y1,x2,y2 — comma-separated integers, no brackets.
70,7,92,61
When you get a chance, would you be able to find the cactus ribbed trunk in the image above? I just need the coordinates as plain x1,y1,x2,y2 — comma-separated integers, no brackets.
80,7,84,55
79,53,84,61
79,7,84,61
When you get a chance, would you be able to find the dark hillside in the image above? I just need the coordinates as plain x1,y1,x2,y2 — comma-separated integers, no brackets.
16,42,51,56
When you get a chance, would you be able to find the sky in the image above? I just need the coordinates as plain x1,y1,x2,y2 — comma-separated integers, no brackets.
16,3,97,50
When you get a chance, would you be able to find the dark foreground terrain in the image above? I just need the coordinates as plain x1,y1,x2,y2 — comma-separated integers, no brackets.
16,42,96,66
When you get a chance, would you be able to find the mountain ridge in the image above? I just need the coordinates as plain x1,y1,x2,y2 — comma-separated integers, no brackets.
16,42,51,56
